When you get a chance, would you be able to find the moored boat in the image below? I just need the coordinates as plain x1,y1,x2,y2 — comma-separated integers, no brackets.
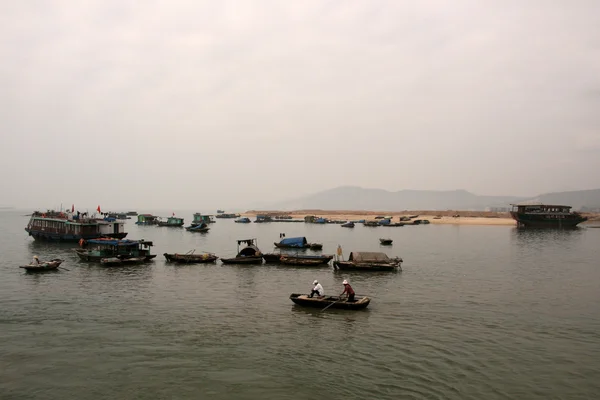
136,214,159,225
280,255,333,267
20,258,64,272
289,293,370,310
235,217,251,223
25,210,127,241
215,213,240,219
157,216,184,227
100,257,148,267
163,252,219,263
75,239,155,262
333,252,402,271
341,221,355,228
193,213,215,224
220,238,263,264
185,222,210,232
510,203,587,228
380,238,393,245
274,236,309,249
262,253,283,263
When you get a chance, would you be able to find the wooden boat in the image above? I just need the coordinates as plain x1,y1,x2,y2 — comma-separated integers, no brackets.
274,236,309,249
280,255,332,267
235,217,251,223
220,238,263,265
163,252,219,264
156,216,184,227
75,239,155,262
289,294,370,310
341,221,355,228
20,258,63,272
262,253,282,263
510,203,587,228
380,238,393,245
25,210,127,241
333,252,402,271
100,257,148,267
185,222,210,232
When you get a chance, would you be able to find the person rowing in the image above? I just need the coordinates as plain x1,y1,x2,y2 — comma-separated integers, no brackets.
340,280,355,302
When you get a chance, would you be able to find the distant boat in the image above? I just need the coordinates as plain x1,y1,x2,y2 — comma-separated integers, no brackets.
510,203,587,228
215,213,241,219
380,238,393,245
192,213,215,224
25,210,127,241
235,217,251,223
156,216,185,227
136,214,159,225
217,210,225,214
163,252,218,264
185,222,210,232
75,239,155,262
254,215,273,223
341,222,355,228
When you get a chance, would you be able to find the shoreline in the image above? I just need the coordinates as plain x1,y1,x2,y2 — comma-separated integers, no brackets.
242,210,600,226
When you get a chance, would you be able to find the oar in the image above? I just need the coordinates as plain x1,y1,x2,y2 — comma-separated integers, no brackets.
321,297,343,312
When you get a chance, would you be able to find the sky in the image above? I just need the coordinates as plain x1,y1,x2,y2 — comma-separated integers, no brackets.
1,0,599,210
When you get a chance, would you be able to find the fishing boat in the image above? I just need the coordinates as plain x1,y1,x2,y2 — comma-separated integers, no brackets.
333,252,402,271
363,220,380,227
235,217,251,223
126,211,138,216
289,294,371,310
380,238,393,245
100,257,148,267
254,215,273,223
20,258,64,272
217,209,225,214
163,252,219,264
157,216,184,227
215,213,240,219
262,253,283,263
193,213,215,224
220,239,263,264
135,214,159,225
341,221,355,228
510,203,587,228
25,210,127,241
75,239,155,262
185,222,210,232
280,255,333,266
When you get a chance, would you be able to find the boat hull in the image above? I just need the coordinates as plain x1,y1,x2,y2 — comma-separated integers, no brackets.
510,212,587,228
26,230,127,242
220,256,263,265
289,294,370,310
20,259,63,272
100,257,148,267
333,261,400,271
163,253,218,263
262,253,282,263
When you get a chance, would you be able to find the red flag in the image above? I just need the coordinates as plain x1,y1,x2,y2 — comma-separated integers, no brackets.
97,205,101,213
172,212,175,216
71,204,74,212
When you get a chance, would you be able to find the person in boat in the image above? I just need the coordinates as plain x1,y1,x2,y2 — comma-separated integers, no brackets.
33,255,40,265
309,280,324,298
340,280,355,302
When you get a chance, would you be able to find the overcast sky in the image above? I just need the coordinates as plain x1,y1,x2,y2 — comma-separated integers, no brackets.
1,0,599,210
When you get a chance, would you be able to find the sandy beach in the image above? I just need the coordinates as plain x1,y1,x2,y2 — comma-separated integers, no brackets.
243,210,600,226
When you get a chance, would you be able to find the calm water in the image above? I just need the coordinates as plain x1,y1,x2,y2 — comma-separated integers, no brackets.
1,210,599,399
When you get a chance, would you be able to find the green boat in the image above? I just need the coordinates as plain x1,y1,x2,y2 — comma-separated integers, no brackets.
75,239,155,262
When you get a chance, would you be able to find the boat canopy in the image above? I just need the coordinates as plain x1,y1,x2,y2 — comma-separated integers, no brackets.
278,237,308,247
348,252,391,262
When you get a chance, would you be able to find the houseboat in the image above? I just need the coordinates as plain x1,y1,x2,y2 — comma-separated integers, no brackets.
25,211,127,242
157,216,184,227
192,213,215,224
215,213,241,219
510,203,588,228
136,214,159,225
254,215,273,223
75,239,155,262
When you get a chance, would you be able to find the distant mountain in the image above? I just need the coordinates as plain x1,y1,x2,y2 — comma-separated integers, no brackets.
258,186,600,211
521,189,600,211
265,186,528,211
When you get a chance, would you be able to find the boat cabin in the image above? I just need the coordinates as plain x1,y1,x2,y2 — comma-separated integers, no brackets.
193,213,215,224
236,238,261,256
136,214,158,225
510,204,573,214
84,238,153,258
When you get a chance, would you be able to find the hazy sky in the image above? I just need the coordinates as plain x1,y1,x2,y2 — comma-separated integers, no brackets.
1,1,599,209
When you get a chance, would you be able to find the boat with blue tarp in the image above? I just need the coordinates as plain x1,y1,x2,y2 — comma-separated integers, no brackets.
235,217,251,223
185,222,210,232
75,239,155,262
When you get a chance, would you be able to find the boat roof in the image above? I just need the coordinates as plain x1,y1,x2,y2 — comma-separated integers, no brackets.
510,202,572,208
348,252,391,262
237,238,256,245
279,237,308,246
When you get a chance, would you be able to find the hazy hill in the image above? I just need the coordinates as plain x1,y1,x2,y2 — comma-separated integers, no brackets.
268,186,527,211
262,186,600,211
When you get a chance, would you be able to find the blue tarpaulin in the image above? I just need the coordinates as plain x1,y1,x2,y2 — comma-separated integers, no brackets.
278,237,308,247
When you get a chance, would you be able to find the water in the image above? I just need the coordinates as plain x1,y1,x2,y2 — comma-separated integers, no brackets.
1,210,600,399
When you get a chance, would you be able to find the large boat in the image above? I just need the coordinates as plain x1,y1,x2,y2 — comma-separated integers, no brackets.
25,211,127,241
75,239,155,262
510,203,587,228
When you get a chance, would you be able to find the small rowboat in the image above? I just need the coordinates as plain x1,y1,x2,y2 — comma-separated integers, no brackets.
163,252,218,264
100,257,147,267
289,293,370,310
380,238,393,245
20,259,63,272
279,255,333,266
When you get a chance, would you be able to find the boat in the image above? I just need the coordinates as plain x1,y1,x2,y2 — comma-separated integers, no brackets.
217,209,225,214
163,252,219,264
156,216,184,227
274,236,309,249
262,253,283,263
380,238,393,245
235,217,251,223
220,239,263,264
20,258,64,272
254,215,273,223
215,213,240,219
185,222,210,232
363,220,380,227
25,210,127,241
333,252,402,271
75,239,155,262
126,211,138,216
510,203,587,228
341,221,355,228
280,255,333,266
309,243,323,250
135,214,159,225
192,213,215,224
289,294,370,310
100,257,148,267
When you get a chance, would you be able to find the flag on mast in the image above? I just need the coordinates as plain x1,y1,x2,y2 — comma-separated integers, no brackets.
97,205,101,213
71,204,75,212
